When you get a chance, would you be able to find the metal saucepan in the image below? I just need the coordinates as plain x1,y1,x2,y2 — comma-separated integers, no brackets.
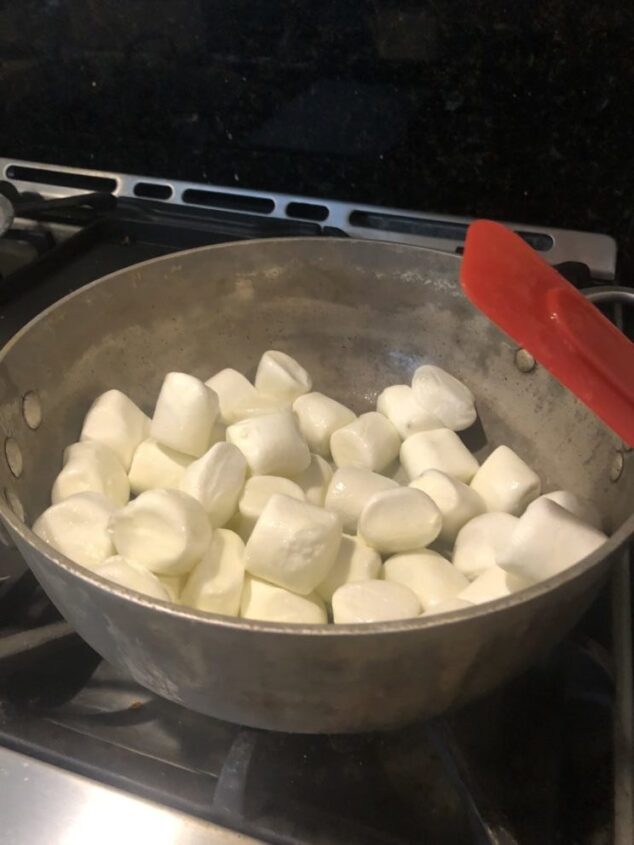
0,238,631,732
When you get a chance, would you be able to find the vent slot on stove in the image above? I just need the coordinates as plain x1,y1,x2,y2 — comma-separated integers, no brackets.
5,165,117,194
182,189,274,215
514,230,554,252
133,182,173,200
350,210,468,242
286,201,329,222
350,210,554,252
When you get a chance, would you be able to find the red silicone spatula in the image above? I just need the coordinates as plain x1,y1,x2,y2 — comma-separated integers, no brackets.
460,220,634,446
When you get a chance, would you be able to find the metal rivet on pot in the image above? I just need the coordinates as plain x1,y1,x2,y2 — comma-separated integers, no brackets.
609,451,624,482
4,437,22,478
5,488,25,522
22,391,42,430
514,348,536,373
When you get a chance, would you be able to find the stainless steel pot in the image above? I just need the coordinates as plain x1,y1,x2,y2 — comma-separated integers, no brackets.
0,238,631,733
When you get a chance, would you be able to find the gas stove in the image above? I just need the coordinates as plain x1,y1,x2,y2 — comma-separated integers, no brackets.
0,158,631,845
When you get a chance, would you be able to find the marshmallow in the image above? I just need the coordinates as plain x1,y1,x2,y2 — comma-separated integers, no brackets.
332,580,421,624
400,429,479,483
317,535,382,602
470,445,541,515
245,494,342,595
536,490,602,531
358,487,442,554
424,597,472,616
158,574,184,603
453,512,518,580
52,441,130,507
128,438,193,495
255,350,312,402
205,368,258,424
458,566,531,605
292,454,333,506
150,372,219,458
499,498,607,583
207,367,289,423
238,475,305,537
109,489,212,575
410,469,486,544
180,443,247,527
330,412,400,472
376,384,442,439
226,411,311,477
81,390,150,471
181,529,245,616
411,365,477,431
33,492,116,570
96,555,170,602
383,550,469,610
292,392,356,457
241,576,327,624
324,467,398,533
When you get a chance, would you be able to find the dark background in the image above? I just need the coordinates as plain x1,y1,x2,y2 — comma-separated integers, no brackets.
1,1,634,274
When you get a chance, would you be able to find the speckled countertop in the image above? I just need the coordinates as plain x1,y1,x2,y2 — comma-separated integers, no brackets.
1,1,634,273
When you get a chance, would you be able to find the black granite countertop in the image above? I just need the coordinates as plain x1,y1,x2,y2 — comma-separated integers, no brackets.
1,1,634,273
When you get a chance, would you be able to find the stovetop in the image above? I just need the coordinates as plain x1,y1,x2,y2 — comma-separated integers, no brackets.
0,163,631,844
0,573,622,845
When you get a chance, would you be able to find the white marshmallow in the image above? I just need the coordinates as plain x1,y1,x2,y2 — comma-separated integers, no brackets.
383,550,469,610
536,490,602,531
376,384,442,439
241,576,327,624
292,454,333,506
324,467,398,533
498,498,607,583
52,441,130,507
470,445,541,515
458,566,532,605
226,411,311,477
238,475,305,537
205,368,259,424
317,535,382,602
158,574,184,603
150,372,219,458
358,487,442,554
453,512,518,580
109,489,211,575
292,392,356,457
128,438,193,495
330,412,400,472
33,492,116,570
207,367,290,423
424,597,472,616
411,365,477,431
181,529,245,616
180,443,247,527
245,494,342,595
255,350,312,402
96,556,170,602
410,469,486,544
400,429,479,483
81,390,150,471
332,580,421,624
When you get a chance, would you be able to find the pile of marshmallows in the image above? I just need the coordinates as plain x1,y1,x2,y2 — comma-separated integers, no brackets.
33,350,608,625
